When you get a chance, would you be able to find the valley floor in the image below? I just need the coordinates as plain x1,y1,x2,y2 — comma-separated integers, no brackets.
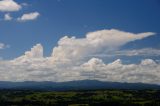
0,89,160,106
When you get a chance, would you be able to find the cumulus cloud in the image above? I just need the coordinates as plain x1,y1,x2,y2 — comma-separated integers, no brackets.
0,0,21,12
79,58,160,84
50,29,155,64
0,43,9,49
18,44,43,59
0,29,159,84
1,57,160,84
0,0,39,22
4,13,12,21
17,12,40,22
12,44,43,64
0,43,5,49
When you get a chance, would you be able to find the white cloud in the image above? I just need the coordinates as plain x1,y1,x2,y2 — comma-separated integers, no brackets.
0,43,9,49
13,44,43,64
17,12,40,22
0,29,159,84
91,48,160,57
141,59,157,66
0,0,38,22
115,48,160,57
0,43,5,49
0,0,21,12
79,58,160,84
1,57,160,84
4,13,12,21
50,29,155,64
19,43,43,59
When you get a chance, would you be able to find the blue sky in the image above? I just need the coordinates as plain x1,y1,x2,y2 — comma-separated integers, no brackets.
0,0,160,59
0,0,160,83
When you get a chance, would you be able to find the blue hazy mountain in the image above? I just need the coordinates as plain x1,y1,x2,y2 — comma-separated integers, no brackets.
0,80,160,91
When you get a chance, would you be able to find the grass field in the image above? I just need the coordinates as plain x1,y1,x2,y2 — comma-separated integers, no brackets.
0,89,160,106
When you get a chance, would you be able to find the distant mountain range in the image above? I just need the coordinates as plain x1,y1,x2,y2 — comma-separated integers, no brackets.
0,80,160,91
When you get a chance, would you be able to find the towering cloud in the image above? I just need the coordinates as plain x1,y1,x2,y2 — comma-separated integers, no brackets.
12,44,43,63
0,29,159,84
51,29,155,64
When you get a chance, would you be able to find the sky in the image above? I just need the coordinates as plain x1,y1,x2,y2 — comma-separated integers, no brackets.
0,0,160,84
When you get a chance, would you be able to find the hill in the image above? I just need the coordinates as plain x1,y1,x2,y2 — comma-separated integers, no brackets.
0,80,160,90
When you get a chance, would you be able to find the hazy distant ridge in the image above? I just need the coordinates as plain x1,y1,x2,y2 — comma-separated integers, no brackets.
0,80,160,90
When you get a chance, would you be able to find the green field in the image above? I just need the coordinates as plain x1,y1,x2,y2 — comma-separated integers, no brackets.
0,89,160,106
